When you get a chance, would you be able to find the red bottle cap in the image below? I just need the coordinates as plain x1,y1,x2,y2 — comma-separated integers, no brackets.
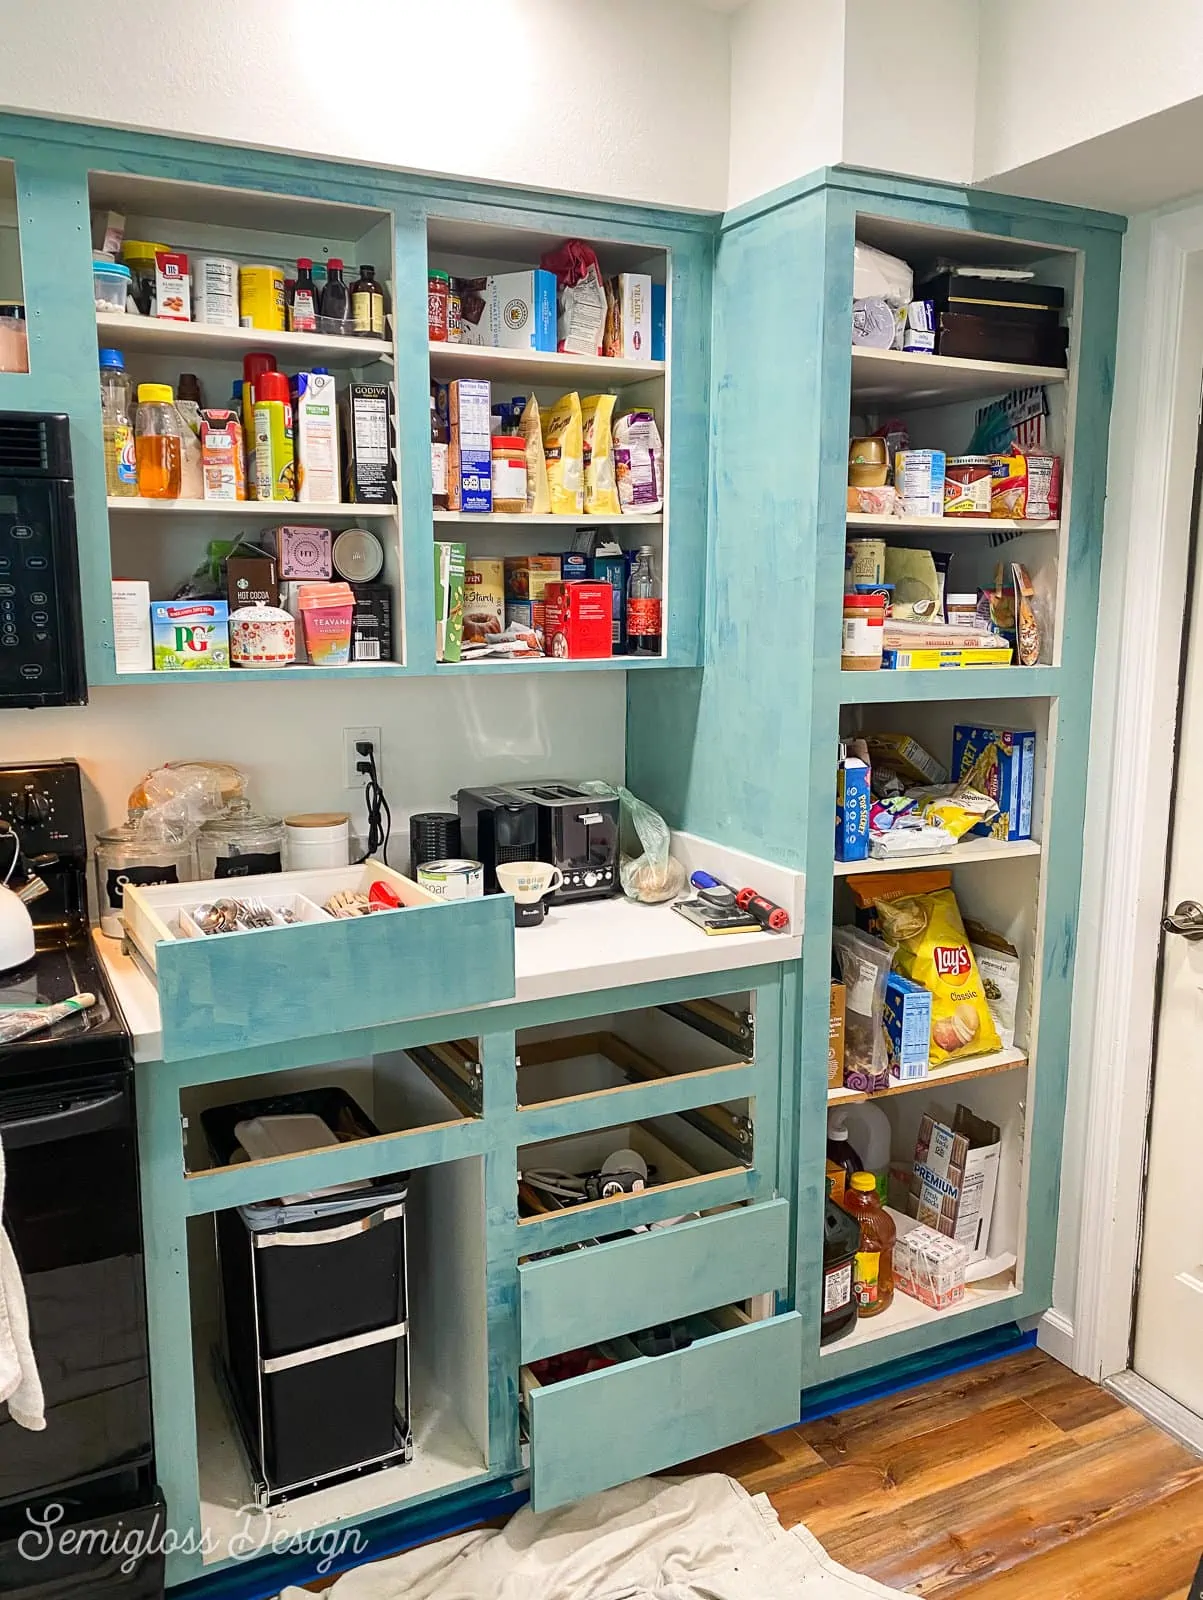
254,370,290,404
327,258,344,270
296,257,313,270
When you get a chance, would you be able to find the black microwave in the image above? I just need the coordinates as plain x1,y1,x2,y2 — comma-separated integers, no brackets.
0,413,87,708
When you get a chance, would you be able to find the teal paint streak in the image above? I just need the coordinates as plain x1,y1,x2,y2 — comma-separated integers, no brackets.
514,1167,760,1254
518,1198,790,1363
516,1061,755,1143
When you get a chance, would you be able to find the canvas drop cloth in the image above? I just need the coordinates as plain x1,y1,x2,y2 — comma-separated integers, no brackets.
279,1473,908,1600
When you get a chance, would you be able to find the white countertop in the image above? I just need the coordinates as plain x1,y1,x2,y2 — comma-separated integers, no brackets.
94,830,804,1064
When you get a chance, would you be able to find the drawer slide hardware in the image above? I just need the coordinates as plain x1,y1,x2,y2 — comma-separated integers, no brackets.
658,1000,754,1058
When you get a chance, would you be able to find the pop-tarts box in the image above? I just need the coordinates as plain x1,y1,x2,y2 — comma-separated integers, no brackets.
951,724,1036,841
836,752,870,862
884,973,931,1081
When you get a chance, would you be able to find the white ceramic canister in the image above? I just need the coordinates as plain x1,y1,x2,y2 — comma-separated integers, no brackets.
230,602,296,668
284,812,351,870
192,256,240,327
417,858,484,900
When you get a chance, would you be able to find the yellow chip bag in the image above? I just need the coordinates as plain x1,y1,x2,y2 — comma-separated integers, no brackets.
914,785,999,842
874,888,1001,1065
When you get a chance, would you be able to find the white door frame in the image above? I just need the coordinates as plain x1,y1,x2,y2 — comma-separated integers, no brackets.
1065,200,1203,1385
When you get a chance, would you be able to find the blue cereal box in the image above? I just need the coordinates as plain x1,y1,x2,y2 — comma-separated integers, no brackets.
951,724,1036,841
151,600,229,671
884,972,932,1081
836,752,871,862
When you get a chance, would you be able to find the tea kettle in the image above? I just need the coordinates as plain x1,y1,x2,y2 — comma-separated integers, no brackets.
0,825,36,973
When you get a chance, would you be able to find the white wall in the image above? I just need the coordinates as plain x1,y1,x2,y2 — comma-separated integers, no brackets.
726,0,844,209
0,0,732,212
842,0,979,184
2,676,627,864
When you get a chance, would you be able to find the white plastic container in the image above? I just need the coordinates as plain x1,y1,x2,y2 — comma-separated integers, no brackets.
834,1101,891,1200
284,813,351,870
192,256,240,326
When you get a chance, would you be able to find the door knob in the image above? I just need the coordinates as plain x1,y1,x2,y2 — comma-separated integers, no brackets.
1162,900,1203,939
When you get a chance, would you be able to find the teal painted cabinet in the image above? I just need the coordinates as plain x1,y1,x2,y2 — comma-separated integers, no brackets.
628,169,1124,1389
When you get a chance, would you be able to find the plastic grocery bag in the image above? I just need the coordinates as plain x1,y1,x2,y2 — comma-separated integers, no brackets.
579,781,685,904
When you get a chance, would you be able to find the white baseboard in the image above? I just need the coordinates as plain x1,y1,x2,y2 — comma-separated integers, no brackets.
1036,1308,1075,1367
1108,1370,1203,1458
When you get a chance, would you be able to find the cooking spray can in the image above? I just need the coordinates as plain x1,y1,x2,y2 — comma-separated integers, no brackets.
252,371,295,501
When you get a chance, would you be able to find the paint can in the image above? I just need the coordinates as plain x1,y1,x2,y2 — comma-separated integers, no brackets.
417,858,484,900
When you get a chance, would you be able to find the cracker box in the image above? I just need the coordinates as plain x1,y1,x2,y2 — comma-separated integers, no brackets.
828,982,846,1089
151,600,229,671
463,556,505,646
883,972,931,1082
836,751,871,862
448,378,491,513
543,581,613,659
951,724,1036,840
910,1105,1001,1264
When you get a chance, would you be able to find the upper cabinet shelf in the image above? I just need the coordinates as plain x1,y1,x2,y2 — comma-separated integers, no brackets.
428,341,664,388
850,347,1068,410
94,312,392,368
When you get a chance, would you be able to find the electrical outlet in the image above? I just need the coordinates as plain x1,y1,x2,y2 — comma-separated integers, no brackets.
344,726,382,788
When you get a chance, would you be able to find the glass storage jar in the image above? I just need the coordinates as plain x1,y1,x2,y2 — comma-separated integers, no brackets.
197,800,285,881
94,820,196,938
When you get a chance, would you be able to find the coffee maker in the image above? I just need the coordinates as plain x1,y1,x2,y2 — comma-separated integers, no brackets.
455,786,540,895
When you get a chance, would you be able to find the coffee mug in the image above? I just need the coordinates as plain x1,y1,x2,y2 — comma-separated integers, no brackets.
495,861,564,903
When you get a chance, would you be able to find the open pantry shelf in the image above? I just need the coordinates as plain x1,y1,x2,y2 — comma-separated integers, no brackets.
834,838,1042,876
846,513,1058,534
841,666,1061,704
434,655,666,675
850,347,1068,409
433,511,662,527
428,341,663,388
107,497,395,518
113,662,408,684
827,1047,1028,1106
821,1278,1022,1356
95,312,393,367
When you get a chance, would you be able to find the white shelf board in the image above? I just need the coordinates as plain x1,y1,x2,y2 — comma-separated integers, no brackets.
106,496,395,518
95,313,392,367
820,1276,1021,1355
850,346,1068,409
433,510,661,527
826,1046,1029,1105
834,838,1042,876
429,341,664,387
846,513,1059,534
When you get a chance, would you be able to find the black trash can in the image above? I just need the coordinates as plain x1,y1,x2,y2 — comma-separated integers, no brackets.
202,1088,412,1504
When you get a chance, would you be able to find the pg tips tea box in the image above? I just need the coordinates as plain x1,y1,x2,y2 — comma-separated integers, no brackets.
151,600,230,670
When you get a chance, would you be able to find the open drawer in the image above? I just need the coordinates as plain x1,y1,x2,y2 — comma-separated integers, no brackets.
518,1197,790,1362
121,862,515,1061
520,1305,803,1510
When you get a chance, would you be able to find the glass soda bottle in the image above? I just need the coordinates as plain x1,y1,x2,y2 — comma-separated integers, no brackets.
842,1171,896,1317
626,544,662,655
100,348,137,497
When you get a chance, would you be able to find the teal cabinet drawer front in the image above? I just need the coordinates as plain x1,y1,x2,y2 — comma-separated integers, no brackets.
154,897,515,1060
519,1198,790,1362
525,1311,802,1510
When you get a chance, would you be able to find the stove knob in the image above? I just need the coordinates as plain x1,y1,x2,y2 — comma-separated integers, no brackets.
583,870,598,888
17,789,52,826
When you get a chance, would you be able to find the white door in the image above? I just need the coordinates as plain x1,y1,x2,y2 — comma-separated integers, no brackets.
1133,505,1203,1417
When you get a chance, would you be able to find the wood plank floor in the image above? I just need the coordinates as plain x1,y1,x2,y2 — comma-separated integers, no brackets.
693,1347,1203,1599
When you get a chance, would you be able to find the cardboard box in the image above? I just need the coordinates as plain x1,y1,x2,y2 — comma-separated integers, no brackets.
894,1224,967,1310
910,1105,1001,1264
343,383,395,504
267,525,333,581
151,600,229,670
825,1160,846,1206
226,555,278,612
651,282,667,362
199,410,246,502
434,541,466,662
836,752,871,862
456,271,557,351
862,733,948,787
91,209,124,258
111,580,151,674
294,370,341,503
883,972,931,1082
448,378,491,513
543,581,613,659
604,273,654,360
463,556,505,646
883,647,1013,670
952,724,1036,841
504,555,560,643
350,584,392,663
154,250,190,322
828,982,846,1089
592,547,627,654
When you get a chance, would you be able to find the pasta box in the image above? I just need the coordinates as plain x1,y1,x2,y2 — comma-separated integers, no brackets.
951,724,1036,841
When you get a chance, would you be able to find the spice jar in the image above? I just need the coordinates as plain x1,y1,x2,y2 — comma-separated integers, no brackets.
842,593,884,671
428,270,449,341
197,800,285,880
94,820,196,939
491,435,528,514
